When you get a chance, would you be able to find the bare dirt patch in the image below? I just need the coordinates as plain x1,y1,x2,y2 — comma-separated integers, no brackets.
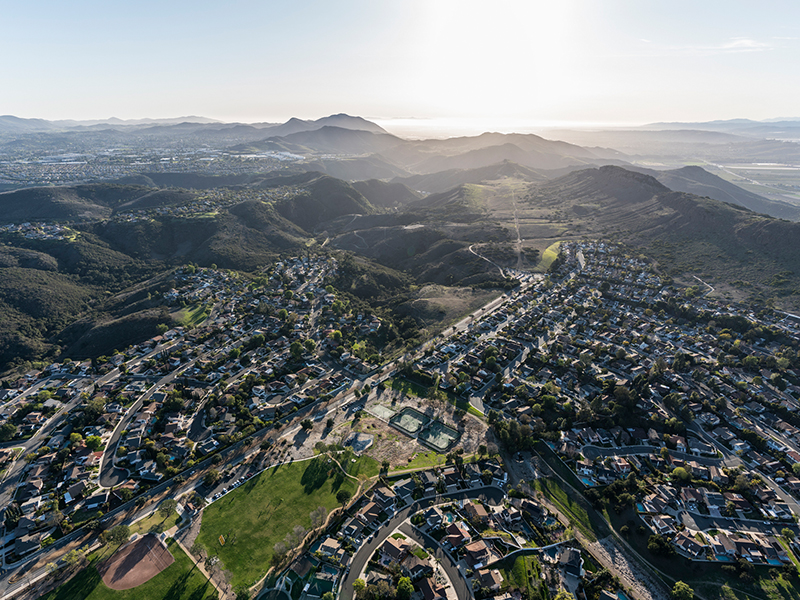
98,534,174,590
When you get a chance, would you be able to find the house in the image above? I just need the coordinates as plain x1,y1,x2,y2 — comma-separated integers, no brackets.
424,506,444,528
464,463,483,486
357,502,381,524
500,506,522,525
520,499,546,524
64,481,88,504
650,515,677,536
318,537,342,559
401,553,433,579
674,532,704,558
341,517,365,541
441,466,461,490
373,486,396,511
680,487,703,509
444,522,470,548
716,533,738,557
709,465,728,484
464,501,489,525
393,478,416,499
380,537,409,562
419,577,447,600
464,539,494,569
559,547,584,578
477,569,504,592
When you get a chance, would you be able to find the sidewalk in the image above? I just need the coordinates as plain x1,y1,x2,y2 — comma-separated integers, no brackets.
173,537,230,600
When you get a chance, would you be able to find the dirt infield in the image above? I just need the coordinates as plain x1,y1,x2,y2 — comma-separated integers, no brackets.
99,534,175,590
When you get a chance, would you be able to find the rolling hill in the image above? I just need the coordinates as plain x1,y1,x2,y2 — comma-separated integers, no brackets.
392,160,547,193
525,166,800,304
631,165,800,221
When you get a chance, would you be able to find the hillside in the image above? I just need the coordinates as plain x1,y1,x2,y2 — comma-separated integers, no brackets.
525,166,800,306
270,126,405,155
351,180,420,208
392,160,546,193
273,174,375,232
0,184,158,222
645,165,800,221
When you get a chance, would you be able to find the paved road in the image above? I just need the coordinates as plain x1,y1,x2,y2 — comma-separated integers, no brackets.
679,509,798,536
339,485,504,600
100,359,199,488
399,522,469,600
581,444,724,466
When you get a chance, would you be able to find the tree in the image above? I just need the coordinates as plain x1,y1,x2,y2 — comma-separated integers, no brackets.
326,418,334,429
322,594,335,600
304,339,316,354
64,548,84,568
353,579,366,597
301,419,313,431
273,541,288,559
290,340,304,359
671,467,690,482
397,577,413,600
108,524,130,545
337,489,352,507
159,499,178,519
85,435,103,451
783,528,796,541
310,506,328,528
0,422,16,442
671,581,694,600
204,469,220,487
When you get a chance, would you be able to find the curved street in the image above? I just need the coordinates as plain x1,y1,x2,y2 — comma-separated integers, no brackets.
339,485,505,600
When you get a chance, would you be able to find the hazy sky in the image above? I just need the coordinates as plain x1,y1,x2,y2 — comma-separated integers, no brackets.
2,0,799,128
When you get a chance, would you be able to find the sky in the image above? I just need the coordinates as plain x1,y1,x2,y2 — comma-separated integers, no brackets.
1,0,799,132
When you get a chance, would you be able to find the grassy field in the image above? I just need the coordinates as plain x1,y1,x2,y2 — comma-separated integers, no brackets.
497,553,545,599
130,510,181,537
339,448,381,480
196,457,359,588
41,539,215,600
385,377,426,397
537,241,562,272
533,477,603,542
173,303,210,328
391,451,448,472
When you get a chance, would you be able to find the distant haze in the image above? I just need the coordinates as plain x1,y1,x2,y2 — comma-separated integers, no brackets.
2,1,800,124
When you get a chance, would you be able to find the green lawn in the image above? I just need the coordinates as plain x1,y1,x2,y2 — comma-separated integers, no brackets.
174,303,210,328
339,449,380,480
385,377,426,397
533,477,605,542
196,457,358,588
537,241,562,272
497,553,546,599
41,539,215,600
130,510,181,537
391,451,447,472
